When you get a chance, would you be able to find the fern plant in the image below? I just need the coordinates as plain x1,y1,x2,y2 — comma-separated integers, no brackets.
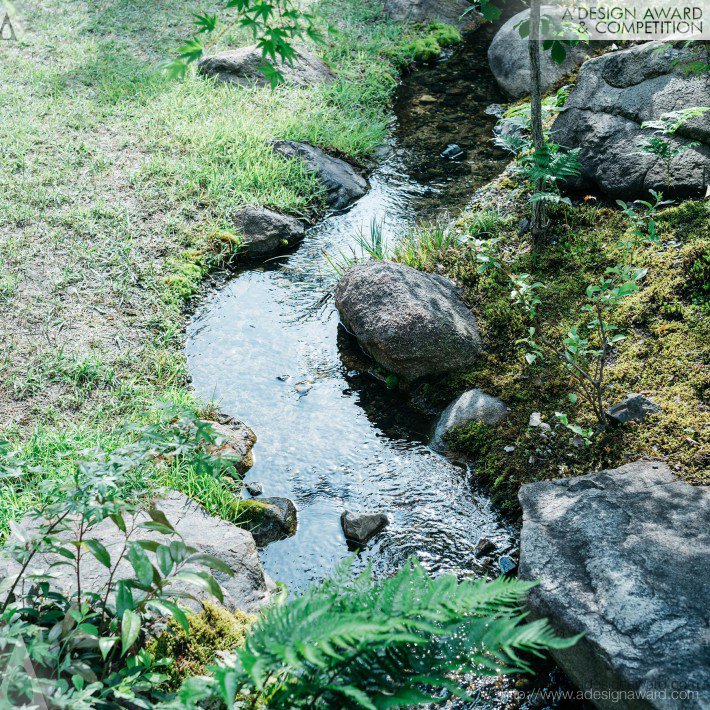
166,559,577,709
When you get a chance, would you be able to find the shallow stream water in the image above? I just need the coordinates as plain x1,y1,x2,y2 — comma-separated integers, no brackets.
186,28,515,591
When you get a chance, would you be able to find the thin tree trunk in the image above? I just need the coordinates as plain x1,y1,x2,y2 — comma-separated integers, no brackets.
528,0,546,244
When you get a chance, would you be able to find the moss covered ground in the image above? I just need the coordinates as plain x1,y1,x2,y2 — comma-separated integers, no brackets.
395,198,708,515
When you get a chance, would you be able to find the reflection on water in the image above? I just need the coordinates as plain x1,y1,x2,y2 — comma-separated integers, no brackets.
186,29,514,590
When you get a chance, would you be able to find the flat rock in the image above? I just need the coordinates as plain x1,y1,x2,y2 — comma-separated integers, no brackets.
198,44,334,88
334,261,482,382
341,511,389,545
552,41,710,199
381,0,481,28
606,393,660,425
272,140,368,212
233,205,305,258
2,492,273,613
245,497,297,547
519,461,710,709
488,7,590,99
431,389,507,449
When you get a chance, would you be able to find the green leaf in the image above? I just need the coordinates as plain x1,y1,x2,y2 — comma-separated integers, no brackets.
185,552,234,576
157,545,173,577
148,507,175,532
174,571,224,602
99,636,117,660
116,580,134,618
550,40,567,64
84,539,110,568
148,600,190,634
121,610,141,656
127,543,154,587
330,685,377,709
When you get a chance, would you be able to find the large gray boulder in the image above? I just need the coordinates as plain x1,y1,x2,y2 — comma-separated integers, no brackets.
334,261,482,382
380,0,477,27
198,45,334,88
519,461,710,709
233,206,305,258
272,140,368,212
552,42,710,199
431,388,507,449
2,492,273,613
488,7,590,99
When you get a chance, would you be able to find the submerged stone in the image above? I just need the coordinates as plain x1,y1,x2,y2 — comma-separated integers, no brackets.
519,461,710,709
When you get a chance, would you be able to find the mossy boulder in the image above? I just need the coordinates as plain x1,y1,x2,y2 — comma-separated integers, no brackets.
239,497,297,546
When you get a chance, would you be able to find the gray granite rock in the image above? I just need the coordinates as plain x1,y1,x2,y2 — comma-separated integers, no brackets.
2,492,273,613
341,511,389,545
198,44,334,88
606,393,660,425
335,261,481,382
233,206,305,258
519,461,710,709
272,140,368,212
380,0,479,28
488,7,590,99
552,42,710,199
431,389,507,449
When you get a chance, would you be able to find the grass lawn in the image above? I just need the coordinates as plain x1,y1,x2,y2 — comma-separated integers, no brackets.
0,0,431,530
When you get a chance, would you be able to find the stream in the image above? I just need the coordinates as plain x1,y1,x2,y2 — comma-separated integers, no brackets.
186,27,514,592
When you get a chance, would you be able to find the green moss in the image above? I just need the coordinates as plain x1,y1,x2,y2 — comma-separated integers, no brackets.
406,199,709,513
147,601,254,689
405,22,461,62
235,498,269,527
407,36,442,62
429,22,462,48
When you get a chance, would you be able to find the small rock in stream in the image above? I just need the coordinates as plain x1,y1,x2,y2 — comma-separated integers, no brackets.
498,556,517,575
440,143,466,160
474,537,496,558
245,481,263,497
341,511,389,545
246,497,297,547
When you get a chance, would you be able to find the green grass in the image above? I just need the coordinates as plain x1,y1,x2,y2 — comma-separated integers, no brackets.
396,199,709,515
0,0,435,530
